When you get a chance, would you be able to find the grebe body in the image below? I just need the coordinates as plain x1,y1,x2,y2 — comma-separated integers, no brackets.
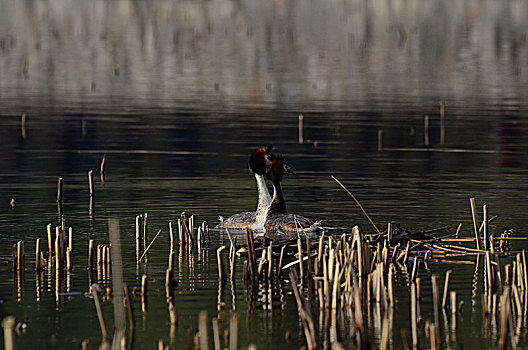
264,155,320,234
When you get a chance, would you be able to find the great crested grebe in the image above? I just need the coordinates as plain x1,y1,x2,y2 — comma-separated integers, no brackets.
264,155,320,234
216,145,274,231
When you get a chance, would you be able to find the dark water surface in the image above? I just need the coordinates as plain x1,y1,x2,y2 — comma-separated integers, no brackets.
1,0,528,348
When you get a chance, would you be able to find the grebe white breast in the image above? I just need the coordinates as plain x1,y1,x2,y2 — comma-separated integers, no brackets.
216,145,274,231
264,155,321,234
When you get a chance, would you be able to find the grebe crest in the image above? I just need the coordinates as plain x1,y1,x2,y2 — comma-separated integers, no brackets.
216,145,275,231
263,155,321,234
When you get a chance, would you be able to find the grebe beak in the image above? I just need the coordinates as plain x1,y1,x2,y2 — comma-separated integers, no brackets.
285,164,295,174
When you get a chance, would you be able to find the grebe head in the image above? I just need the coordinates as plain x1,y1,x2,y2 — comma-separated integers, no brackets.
248,144,275,175
266,154,286,182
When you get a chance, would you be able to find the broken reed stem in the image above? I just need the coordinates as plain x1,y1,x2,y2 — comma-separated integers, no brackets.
470,198,482,250
212,318,221,350
440,101,446,145
442,270,452,309
138,229,162,263
331,176,381,235
124,284,135,330
57,177,63,202
483,204,489,251
198,311,209,350
100,154,106,174
68,227,73,252
298,114,304,144
88,240,95,271
141,275,148,313
229,313,239,350
297,238,304,278
35,238,42,272
66,248,72,272
91,285,108,338
289,269,317,350
411,283,419,349
424,115,430,147
217,246,227,282
498,287,510,350
88,170,95,197
143,213,148,256
278,245,286,274
450,291,457,315
135,215,142,262
455,223,462,237
245,228,258,282
2,316,16,350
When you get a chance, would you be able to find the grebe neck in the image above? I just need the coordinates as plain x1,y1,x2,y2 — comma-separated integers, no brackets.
269,179,287,214
255,173,271,213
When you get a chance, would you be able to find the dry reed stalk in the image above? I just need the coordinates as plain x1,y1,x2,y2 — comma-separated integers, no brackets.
47,223,53,254
135,216,141,262
88,170,95,197
139,229,162,263
498,287,510,350
401,329,412,350
57,177,63,202
485,251,493,292
411,258,419,282
483,205,489,251
439,101,446,145
143,213,148,256
177,219,183,246
289,269,317,350
431,275,441,346
470,198,482,250
424,115,430,147
217,246,227,282
55,238,60,272
66,248,72,272
2,316,15,350
88,239,94,270
35,238,42,272
297,238,304,278
306,237,312,278
245,229,258,281
268,243,273,280
388,264,395,308
404,241,410,264
229,313,239,350
141,275,147,313
257,249,267,279
278,245,286,275
298,115,304,144
168,300,178,326
332,178,381,235
212,318,221,350
68,227,73,252
455,223,462,237
442,270,452,309
411,283,419,349
230,239,237,281
100,154,106,174
97,245,102,265
91,284,107,338
169,222,174,253
450,291,457,315
522,249,528,292
198,311,209,350
317,233,324,275
123,284,134,330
